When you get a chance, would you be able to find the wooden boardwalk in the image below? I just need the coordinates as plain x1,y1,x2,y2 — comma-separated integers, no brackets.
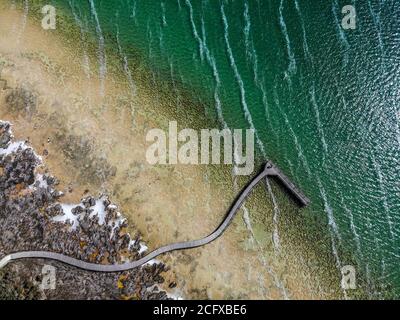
0,162,309,272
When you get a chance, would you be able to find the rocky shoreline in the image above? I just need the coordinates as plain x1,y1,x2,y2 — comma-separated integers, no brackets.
0,120,173,300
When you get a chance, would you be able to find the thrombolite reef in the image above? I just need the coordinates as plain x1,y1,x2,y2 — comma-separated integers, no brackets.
0,120,173,299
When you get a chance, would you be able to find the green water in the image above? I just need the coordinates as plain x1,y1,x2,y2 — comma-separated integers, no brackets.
26,0,400,296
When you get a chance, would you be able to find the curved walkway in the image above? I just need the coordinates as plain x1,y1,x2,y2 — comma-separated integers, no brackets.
0,162,309,272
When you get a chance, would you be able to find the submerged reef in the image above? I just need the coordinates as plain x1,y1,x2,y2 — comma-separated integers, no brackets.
0,120,172,300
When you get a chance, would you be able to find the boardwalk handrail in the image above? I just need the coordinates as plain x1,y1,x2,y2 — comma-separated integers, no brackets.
0,162,309,272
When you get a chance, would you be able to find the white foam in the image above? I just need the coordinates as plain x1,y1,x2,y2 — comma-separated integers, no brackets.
294,0,313,62
68,0,92,81
143,259,159,266
243,1,260,85
52,204,82,230
108,210,126,239
0,141,28,155
265,179,281,251
17,0,29,44
273,88,311,177
88,0,107,96
279,0,296,74
372,155,395,240
186,0,204,61
52,196,111,230
233,172,287,299
166,293,183,300
161,2,167,27
131,0,137,23
310,84,329,159
0,139,43,164
185,0,227,128
221,3,266,157
332,0,350,66
116,25,137,98
139,243,148,254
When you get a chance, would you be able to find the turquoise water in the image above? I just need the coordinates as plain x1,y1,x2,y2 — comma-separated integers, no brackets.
44,0,399,296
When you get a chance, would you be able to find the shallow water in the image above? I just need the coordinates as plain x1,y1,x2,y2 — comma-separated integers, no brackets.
7,0,400,297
